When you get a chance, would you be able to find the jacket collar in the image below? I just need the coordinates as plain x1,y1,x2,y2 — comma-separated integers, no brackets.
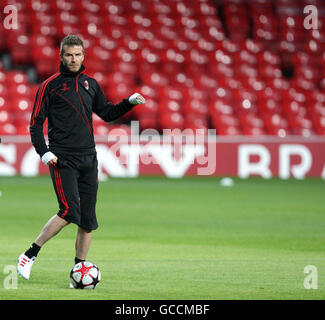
59,62,85,77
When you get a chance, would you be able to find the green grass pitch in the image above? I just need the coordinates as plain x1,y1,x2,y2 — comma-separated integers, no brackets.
0,176,324,300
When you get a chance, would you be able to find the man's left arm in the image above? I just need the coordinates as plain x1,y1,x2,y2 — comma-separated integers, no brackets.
92,81,145,122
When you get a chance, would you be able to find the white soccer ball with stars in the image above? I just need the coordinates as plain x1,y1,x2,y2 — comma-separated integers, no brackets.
70,261,101,289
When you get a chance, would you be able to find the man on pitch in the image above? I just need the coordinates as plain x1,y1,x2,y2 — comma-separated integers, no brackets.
17,35,145,280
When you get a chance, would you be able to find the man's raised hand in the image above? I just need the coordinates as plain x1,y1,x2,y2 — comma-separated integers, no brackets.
129,93,146,105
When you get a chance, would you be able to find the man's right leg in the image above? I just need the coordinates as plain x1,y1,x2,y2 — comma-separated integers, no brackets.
34,214,70,247
18,158,80,280
17,215,69,280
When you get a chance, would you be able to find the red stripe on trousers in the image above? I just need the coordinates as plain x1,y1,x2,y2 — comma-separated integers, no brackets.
54,166,64,209
54,165,69,218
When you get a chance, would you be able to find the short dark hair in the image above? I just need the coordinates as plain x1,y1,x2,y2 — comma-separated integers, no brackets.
60,35,84,56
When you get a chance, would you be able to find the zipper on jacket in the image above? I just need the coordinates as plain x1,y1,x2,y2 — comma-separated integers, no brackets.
76,74,79,92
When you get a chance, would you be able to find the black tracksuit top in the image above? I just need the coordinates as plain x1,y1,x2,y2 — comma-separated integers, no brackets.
30,63,134,157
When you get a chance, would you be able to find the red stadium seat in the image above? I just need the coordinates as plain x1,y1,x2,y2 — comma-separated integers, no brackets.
10,98,33,113
183,87,209,101
282,101,307,116
258,98,281,114
291,78,316,91
209,100,234,117
307,102,325,118
159,112,184,131
313,116,325,134
264,113,289,135
305,90,325,104
158,100,182,114
242,126,266,136
184,120,209,133
138,113,159,130
0,109,13,123
239,113,265,129
183,100,208,116
295,67,317,84
15,123,30,135
212,114,240,129
216,126,242,136
35,60,59,79
8,84,33,100
159,87,183,102
136,85,158,101
6,71,28,85
0,122,17,135
0,95,10,111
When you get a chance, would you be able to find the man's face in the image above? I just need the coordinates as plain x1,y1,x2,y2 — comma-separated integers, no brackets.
61,45,84,72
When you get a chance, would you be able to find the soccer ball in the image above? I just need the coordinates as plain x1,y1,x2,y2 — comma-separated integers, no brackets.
70,261,101,289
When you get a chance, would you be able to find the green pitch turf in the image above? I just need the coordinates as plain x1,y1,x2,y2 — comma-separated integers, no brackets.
0,176,324,300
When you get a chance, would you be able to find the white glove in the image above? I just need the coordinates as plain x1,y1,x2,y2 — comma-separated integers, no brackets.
129,93,146,105
41,151,57,165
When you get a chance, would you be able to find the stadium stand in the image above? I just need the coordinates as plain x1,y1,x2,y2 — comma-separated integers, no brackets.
0,0,325,136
